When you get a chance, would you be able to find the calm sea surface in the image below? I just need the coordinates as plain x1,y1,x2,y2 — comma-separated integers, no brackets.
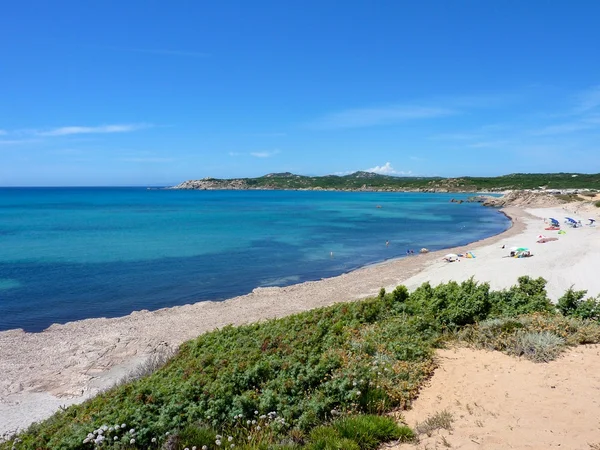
0,188,509,332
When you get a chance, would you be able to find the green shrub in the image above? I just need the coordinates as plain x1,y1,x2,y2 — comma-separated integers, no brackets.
306,426,360,450
558,288,600,320
6,277,600,450
489,276,554,317
594,200,600,207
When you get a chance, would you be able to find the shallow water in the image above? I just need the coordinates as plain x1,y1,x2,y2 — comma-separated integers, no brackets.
0,188,509,331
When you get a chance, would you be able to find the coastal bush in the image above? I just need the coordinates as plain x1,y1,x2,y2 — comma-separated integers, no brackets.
456,313,600,361
5,278,600,450
594,200,600,207
558,288,600,321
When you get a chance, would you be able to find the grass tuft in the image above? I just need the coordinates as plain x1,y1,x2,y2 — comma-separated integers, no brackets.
509,331,565,362
415,410,454,437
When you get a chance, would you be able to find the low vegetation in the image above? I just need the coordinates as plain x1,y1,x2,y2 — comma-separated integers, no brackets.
176,172,600,192
4,278,600,449
414,410,454,437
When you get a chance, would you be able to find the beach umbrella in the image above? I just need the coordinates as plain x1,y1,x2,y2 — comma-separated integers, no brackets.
444,253,458,261
516,247,528,252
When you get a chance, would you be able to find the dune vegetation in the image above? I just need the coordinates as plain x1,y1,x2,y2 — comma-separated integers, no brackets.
3,277,600,450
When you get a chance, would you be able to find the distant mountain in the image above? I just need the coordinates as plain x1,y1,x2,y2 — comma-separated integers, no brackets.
171,172,600,192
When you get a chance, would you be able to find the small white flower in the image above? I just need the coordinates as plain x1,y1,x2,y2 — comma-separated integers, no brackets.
353,381,357,386
256,426,261,431
83,438,90,444
247,420,251,425
254,410,258,415
202,446,208,450
152,438,157,443
356,390,361,395
109,426,114,432
260,415,266,419
121,423,127,429
216,439,222,446
216,434,222,439
130,428,135,434
248,436,252,440
130,438,135,444
166,431,170,435
97,429,104,435
114,436,118,441
184,448,189,450
228,436,233,442
192,447,197,450
230,445,235,448
102,425,108,431
252,420,256,425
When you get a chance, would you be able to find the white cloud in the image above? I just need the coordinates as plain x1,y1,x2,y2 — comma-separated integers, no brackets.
575,85,600,114
246,132,287,137
228,151,242,156
310,106,455,129
0,139,40,145
250,149,280,158
119,157,173,163
530,117,600,136
365,162,411,176
38,124,149,136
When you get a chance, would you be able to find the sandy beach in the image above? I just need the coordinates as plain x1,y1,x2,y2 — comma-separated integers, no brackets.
1,203,599,436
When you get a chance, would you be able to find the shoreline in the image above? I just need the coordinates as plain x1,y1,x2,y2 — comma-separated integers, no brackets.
2,204,599,436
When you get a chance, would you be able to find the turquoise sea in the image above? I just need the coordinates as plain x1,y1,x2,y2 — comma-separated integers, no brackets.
0,188,509,332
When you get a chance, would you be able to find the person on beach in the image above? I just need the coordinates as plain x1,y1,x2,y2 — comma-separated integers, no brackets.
386,240,389,247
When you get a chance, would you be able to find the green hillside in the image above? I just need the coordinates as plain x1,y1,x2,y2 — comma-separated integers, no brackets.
174,172,600,192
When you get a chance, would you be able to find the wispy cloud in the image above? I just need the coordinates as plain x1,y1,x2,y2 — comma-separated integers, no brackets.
365,162,411,176
38,124,150,136
309,106,455,129
245,132,287,137
228,151,242,157
119,157,174,163
0,129,6,136
250,149,280,158
430,132,482,141
468,140,512,148
0,138,40,146
574,85,600,114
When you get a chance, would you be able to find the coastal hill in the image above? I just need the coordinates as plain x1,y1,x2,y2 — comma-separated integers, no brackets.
172,172,600,192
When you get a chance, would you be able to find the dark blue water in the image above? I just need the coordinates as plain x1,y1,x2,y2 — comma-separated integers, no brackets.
0,188,508,332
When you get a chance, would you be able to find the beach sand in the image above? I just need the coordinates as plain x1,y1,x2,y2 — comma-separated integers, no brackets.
1,204,599,436
386,345,600,450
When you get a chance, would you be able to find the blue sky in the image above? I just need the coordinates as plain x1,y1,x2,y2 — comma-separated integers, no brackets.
1,1,600,186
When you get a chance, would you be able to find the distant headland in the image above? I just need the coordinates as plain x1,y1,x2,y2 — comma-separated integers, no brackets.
170,171,600,193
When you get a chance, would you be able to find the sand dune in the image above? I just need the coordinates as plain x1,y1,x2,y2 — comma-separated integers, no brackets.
387,346,600,450
1,203,599,436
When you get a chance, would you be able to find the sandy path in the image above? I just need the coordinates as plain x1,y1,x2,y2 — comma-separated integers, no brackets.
387,346,600,450
1,204,599,435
